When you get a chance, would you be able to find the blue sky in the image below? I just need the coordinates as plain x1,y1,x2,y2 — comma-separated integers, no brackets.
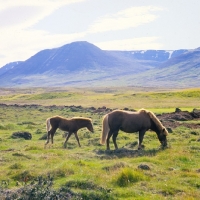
0,0,200,67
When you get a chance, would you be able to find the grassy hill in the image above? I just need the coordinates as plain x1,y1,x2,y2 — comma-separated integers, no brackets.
0,87,200,199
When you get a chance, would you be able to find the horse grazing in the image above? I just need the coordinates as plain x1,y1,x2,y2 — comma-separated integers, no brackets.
45,116,94,148
101,109,168,150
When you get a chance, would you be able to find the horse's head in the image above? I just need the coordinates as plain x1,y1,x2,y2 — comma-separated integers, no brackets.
157,128,168,147
87,121,94,133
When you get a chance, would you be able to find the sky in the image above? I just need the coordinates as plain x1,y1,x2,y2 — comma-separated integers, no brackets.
0,0,200,67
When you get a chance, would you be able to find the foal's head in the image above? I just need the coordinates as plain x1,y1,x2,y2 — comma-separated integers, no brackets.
87,120,94,133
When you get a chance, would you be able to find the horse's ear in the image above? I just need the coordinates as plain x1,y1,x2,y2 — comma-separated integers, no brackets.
163,128,168,136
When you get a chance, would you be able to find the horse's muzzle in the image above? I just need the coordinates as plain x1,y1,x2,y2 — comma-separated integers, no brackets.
161,140,167,147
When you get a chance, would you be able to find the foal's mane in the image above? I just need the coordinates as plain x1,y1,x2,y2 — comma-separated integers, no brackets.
51,116,92,122
138,109,168,135
72,117,92,122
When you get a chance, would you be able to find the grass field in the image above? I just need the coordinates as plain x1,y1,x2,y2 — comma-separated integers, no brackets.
0,87,200,199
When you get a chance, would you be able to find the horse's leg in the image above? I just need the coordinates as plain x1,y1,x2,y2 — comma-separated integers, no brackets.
45,128,55,145
45,131,51,145
106,130,113,150
138,130,146,150
112,131,119,150
63,132,73,148
51,132,54,144
74,132,81,147
50,128,57,144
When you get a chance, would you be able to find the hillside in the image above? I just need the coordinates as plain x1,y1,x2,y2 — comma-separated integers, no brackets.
0,41,199,88
129,48,200,87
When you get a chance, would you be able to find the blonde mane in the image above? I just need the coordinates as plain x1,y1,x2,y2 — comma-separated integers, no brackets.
52,115,92,122
72,117,92,122
138,109,168,135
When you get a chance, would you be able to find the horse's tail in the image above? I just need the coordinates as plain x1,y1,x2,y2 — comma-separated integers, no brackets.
46,118,51,132
101,114,110,144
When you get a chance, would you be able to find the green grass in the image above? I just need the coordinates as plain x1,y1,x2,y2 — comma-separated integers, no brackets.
0,87,200,199
1,87,200,110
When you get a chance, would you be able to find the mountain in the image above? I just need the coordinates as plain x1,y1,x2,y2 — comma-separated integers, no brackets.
0,61,22,76
0,41,199,88
110,49,188,63
111,48,200,88
145,48,200,87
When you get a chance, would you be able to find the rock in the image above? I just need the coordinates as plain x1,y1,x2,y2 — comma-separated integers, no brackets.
138,164,150,170
192,108,200,118
173,112,193,121
11,132,32,140
166,127,173,133
175,108,182,112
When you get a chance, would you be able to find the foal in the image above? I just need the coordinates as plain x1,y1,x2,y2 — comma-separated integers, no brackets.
45,116,94,148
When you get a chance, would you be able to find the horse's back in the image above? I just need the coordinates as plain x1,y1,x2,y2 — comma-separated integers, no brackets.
108,110,150,132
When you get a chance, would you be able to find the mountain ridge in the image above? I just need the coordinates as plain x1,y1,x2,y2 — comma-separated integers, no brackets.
0,41,199,88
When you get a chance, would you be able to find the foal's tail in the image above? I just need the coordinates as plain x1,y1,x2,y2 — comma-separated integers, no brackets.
101,114,110,144
46,118,51,132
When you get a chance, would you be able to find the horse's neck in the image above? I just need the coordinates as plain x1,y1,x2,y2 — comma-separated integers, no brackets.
150,119,160,133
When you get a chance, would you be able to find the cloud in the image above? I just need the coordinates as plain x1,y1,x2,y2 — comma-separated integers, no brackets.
0,0,85,30
0,0,87,66
88,6,163,33
0,3,163,67
0,28,86,66
95,37,162,50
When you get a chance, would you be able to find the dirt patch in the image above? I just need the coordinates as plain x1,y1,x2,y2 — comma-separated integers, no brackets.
0,104,200,130
158,108,200,129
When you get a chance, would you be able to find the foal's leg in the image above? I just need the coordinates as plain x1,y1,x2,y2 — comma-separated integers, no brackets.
112,131,119,150
74,132,81,147
138,130,146,150
63,132,73,148
106,131,113,150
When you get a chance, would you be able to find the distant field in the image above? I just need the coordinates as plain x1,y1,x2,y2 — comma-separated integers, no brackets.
0,87,200,112
0,87,200,199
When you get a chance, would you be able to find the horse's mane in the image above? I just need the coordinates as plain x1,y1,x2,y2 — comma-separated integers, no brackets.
138,109,168,135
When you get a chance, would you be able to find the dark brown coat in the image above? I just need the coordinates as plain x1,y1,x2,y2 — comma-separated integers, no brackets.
45,116,94,148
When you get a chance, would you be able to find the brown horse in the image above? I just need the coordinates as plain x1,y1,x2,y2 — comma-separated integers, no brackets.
101,109,168,150
45,116,94,148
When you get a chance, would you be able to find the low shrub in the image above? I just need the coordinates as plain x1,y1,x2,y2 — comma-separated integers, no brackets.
115,168,147,187
50,168,74,178
0,175,78,200
9,163,23,169
11,170,36,182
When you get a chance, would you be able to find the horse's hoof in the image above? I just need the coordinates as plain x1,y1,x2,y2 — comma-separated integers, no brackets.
160,145,168,150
